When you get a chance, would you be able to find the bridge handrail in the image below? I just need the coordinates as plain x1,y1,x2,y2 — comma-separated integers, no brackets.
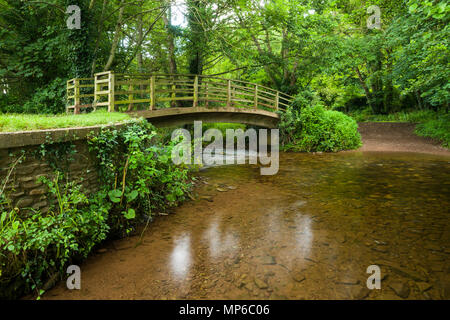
109,73,294,101
66,71,293,114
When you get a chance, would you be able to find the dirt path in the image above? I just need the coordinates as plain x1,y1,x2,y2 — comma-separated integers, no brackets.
357,122,449,156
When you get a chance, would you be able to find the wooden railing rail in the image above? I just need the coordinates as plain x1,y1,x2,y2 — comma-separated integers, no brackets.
66,71,293,114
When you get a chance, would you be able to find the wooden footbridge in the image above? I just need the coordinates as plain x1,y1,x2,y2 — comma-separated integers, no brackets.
67,72,293,128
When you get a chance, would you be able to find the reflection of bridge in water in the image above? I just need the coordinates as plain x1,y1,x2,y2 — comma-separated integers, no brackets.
67,72,293,128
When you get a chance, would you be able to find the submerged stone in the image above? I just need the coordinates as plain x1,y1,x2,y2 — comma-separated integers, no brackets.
254,278,268,289
389,281,410,299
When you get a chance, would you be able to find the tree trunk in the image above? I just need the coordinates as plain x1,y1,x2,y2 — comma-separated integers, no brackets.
355,66,373,110
162,5,177,74
370,50,384,114
383,48,394,113
137,9,144,73
104,2,125,71
415,90,423,110
90,0,107,76
163,4,178,107
187,0,206,75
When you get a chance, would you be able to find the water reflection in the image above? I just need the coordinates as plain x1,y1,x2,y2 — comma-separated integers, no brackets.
204,217,239,259
170,234,192,280
294,215,313,258
202,149,259,168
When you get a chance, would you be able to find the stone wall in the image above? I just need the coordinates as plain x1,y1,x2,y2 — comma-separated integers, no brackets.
0,141,99,213
0,125,123,213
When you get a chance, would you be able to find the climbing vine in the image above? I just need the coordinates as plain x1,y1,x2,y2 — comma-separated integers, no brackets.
88,119,193,236
34,135,77,173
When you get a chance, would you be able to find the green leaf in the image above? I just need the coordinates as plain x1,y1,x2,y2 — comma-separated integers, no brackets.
408,3,418,13
123,208,136,220
432,13,445,19
126,190,139,202
108,189,122,203
166,194,176,202
0,212,6,225
437,2,446,13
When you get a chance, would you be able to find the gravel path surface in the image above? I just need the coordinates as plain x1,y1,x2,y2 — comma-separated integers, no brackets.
357,122,449,156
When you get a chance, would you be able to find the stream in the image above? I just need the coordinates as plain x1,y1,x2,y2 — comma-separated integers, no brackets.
46,151,450,300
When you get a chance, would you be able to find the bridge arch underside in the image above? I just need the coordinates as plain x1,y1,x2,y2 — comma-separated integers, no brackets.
128,107,280,128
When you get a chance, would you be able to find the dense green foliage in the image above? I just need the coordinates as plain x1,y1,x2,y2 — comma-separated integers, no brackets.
0,120,192,299
0,0,448,115
0,1,70,113
389,0,449,108
279,105,362,152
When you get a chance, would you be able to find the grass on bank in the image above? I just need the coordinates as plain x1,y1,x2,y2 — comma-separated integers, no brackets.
349,108,450,148
416,115,450,148
348,108,439,123
0,110,131,132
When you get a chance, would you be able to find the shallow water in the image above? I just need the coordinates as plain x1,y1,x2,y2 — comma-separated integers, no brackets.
47,151,450,300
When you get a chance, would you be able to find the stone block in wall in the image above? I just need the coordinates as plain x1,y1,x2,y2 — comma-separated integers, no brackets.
10,191,25,198
32,201,48,210
15,197,34,208
29,188,47,196
18,163,41,176
18,176,34,183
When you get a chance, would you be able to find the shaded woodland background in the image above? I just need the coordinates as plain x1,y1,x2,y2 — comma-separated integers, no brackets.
0,0,448,114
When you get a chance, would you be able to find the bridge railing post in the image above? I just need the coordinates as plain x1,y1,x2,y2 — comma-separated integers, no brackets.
128,77,134,111
232,85,236,107
73,79,80,114
66,80,71,113
93,75,98,109
108,71,115,112
193,75,199,107
150,75,155,110
275,91,279,111
205,81,209,108
171,75,176,108
254,85,258,109
227,80,231,107
66,79,76,114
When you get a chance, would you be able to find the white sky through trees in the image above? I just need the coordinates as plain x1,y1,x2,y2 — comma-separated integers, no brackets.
171,0,187,27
